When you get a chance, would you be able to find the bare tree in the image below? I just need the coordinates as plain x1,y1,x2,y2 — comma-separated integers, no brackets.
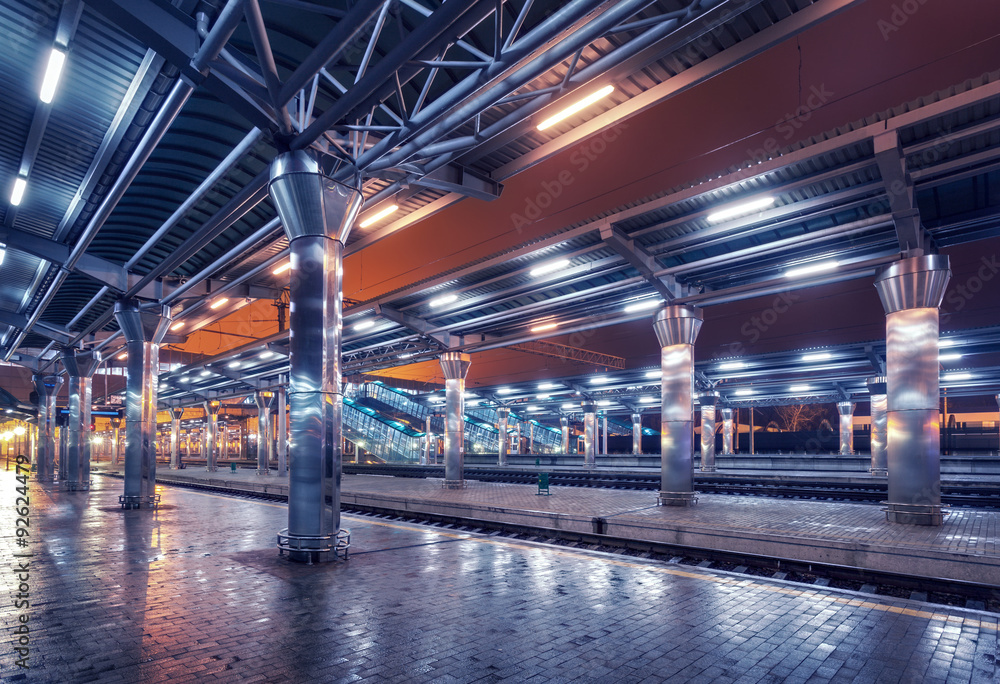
769,404,829,432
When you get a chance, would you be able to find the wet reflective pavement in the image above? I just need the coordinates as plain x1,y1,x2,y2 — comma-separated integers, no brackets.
1,472,997,683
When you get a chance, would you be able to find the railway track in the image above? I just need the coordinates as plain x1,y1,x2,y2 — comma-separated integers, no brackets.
342,464,1000,508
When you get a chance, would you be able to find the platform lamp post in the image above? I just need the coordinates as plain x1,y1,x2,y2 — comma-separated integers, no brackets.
874,254,950,525
868,377,888,475
653,305,703,506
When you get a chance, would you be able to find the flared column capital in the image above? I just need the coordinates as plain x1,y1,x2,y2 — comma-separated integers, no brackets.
653,305,703,347
874,254,950,313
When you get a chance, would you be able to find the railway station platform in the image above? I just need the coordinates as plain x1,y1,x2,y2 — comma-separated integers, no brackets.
97,465,1000,588
4,470,998,683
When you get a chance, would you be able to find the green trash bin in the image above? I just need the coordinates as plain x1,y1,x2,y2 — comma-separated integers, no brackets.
230,462,237,474
537,472,550,496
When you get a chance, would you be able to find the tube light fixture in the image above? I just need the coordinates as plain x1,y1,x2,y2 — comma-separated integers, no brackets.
785,261,839,279
227,361,241,369
530,322,559,333
179,376,191,383
200,370,212,377
801,352,832,362
644,370,662,379
734,388,753,396
272,262,292,275
429,293,458,308
942,372,972,382
496,388,515,395
259,350,276,360
718,360,746,371
117,352,126,360
0,243,5,267
938,339,957,348
639,396,656,403
938,352,962,362
591,376,610,385
706,196,774,223
537,85,614,131
789,384,811,393
354,319,375,331
561,403,576,410
209,297,229,309
170,321,185,331
39,48,66,104
528,406,542,411
529,259,570,278
536,394,550,400
538,382,558,390
597,400,611,407
10,177,27,206
359,204,398,228
624,298,664,314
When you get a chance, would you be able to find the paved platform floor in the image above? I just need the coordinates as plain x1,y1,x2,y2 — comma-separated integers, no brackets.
124,465,1000,585
1,471,998,683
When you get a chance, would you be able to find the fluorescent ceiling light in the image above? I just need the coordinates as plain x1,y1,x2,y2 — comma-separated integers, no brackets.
718,361,746,371
170,321,185,331
938,353,962,362
39,48,66,104
496,388,515,395
536,394,550,400
644,370,662,379
529,259,570,277
200,370,212,377
209,297,229,310
354,319,375,331
942,372,972,382
789,384,811,393
938,339,957,348
359,204,398,228
530,322,559,333
624,298,663,313
590,376,610,385
259,351,276,360
801,352,832,362
528,406,542,411
734,389,753,396
785,261,839,279
639,396,656,403
429,293,458,308
537,85,614,131
706,196,774,223
10,177,27,206
179,376,191,383
538,382,558,390
398,352,415,360
463,392,477,398
272,262,292,275
597,400,611,407
117,353,127,360
561,403,576,410
0,244,5,267
227,361,241,369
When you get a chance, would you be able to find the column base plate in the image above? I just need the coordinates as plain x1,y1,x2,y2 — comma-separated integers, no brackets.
658,491,698,506
442,479,467,489
277,528,350,563
883,502,944,526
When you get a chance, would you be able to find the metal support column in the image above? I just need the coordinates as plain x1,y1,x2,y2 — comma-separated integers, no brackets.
423,415,433,465
699,394,718,472
653,305,703,506
110,417,121,468
270,150,361,561
275,386,287,476
497,407,509,466
514,421,521,455
601,413,608,456
32,375,62,483
255,392,272,475
837,401,855,455
582,405,596,467
440,351,471,488
632,413,642,455
203,400,220,472
61,349,102,491
169,408,184,469
57,416,67,482
560,416,569,454
867,376,888,476
721,408,734,456
874,254,950,525
114,302,170,509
